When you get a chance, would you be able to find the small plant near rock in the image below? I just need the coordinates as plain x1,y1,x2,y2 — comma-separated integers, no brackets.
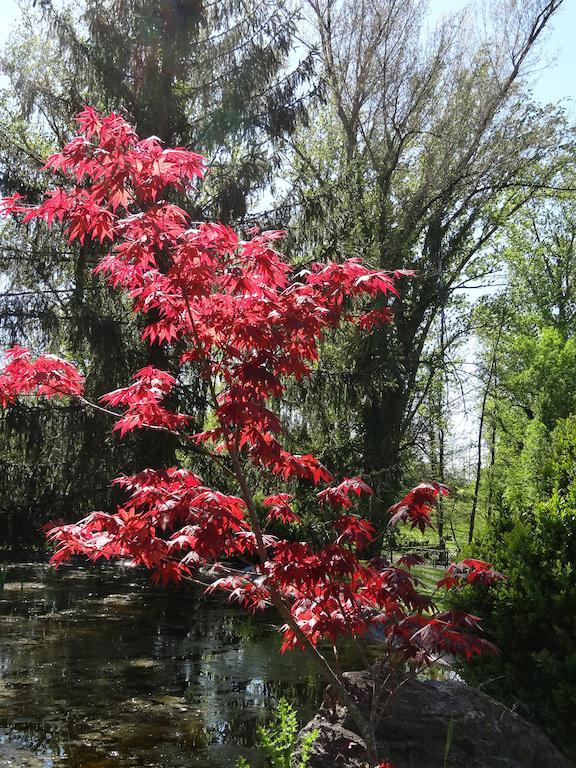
236,698,318,768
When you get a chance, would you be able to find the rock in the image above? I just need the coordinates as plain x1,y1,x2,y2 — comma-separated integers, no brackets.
297,671,574,768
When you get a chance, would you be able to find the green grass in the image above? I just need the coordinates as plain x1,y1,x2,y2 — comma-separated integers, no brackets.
392,486,491,556
390,483,496,608
388,484,494,607
412,563,443,594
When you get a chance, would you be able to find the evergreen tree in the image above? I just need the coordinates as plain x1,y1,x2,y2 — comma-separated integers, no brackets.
0,0,312,553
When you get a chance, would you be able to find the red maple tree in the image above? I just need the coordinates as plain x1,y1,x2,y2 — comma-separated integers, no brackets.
0,108,503,765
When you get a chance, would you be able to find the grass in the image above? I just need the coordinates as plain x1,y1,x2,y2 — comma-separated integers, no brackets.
386,483,494,607
412,562,444,595
392,485,491,556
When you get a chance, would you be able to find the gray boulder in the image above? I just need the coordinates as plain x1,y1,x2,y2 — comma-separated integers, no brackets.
298,671,574,768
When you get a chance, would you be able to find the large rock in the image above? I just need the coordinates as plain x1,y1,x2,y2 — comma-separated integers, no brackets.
297,671,574,768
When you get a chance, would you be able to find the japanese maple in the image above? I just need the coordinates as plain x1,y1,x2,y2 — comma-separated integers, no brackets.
0,108,503,764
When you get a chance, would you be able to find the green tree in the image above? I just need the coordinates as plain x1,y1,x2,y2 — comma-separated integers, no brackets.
452,416,576,758
283,0,569,514
0,0,311,553
472,188,576,519
453,186,576,757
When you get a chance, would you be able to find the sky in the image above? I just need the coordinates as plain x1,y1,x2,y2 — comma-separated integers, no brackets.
427,0,576,113
0,0,18,41
423,1,576,472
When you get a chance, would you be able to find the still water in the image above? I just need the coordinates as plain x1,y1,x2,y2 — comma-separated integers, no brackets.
0,564,326,768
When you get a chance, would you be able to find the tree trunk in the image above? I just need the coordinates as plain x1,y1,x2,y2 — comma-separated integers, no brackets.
469,324,502,543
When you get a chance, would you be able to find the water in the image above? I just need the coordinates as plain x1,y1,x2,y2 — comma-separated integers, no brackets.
0,564,325,767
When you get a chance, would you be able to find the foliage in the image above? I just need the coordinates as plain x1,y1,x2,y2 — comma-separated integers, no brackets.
0,109,503,764
501,328,576,428
3,0,311,215
471,189,576,522
236,698,318,768
280,0,568,508
455,186,576,757
452,416,576,757
0,1,569,554
0,0,312,552
501,193,576,336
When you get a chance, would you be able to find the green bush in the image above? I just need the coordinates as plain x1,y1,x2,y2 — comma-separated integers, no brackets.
451,417,576,758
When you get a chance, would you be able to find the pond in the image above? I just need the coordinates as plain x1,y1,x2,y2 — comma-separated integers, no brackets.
0,563,327,768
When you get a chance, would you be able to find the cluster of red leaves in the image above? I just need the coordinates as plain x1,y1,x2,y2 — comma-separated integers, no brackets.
100,366,189,436
262,493,301,525
0,346,84,406
317,476,373,509
388,482,449,533
355,307,394,330
437,559,506,590
0,108,503,666
46,467,249,585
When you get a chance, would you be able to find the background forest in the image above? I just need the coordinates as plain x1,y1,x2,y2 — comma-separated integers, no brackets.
0,0,575,759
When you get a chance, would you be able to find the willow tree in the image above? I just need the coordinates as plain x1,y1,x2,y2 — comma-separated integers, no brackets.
284,0,570,512
0,0,312,552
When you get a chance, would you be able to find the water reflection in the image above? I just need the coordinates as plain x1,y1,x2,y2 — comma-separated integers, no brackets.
0,564,324,767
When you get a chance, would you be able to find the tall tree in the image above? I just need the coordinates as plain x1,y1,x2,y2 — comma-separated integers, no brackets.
0,0,312,552
284,0,570,514
473,186,576,514
451,189,576,755
10,0,314,221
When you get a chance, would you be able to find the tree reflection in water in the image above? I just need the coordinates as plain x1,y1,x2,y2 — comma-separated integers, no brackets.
0,564,326,767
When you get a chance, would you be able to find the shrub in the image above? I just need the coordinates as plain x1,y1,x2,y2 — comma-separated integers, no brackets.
452,417,576,757
236,698,318,768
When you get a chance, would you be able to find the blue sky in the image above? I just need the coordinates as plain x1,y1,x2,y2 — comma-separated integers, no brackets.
0,0,574,112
